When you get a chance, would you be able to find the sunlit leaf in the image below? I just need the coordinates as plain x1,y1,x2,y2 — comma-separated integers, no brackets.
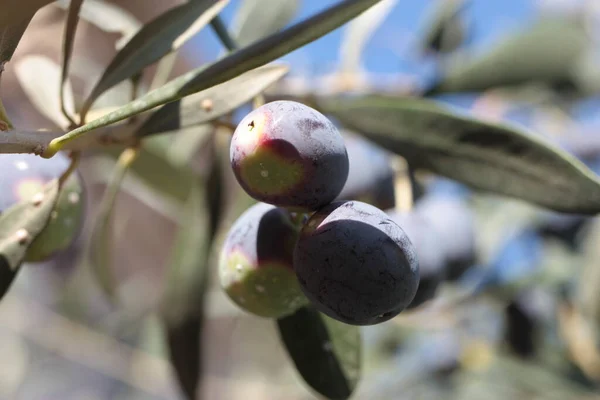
0,179,60,299
338,0,397,73
426,17,590,94
60,0,83,126
418,0,468,55
318,95,600,214
232,0,300,47
80,0,229,118
277,306,361,400
136,64,289,137
14,55,76,130
52,0,385,151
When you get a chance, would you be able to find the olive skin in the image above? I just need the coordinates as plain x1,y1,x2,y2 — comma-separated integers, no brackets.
294,201,420,326
218,202,308,318
230,101,349,211
0,153,85,263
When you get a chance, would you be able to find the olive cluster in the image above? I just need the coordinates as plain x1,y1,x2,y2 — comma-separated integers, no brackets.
219,101,421,326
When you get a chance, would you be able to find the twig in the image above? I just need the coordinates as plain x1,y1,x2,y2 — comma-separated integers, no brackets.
209,16,237,52
0,124,132,155
58,151,81,187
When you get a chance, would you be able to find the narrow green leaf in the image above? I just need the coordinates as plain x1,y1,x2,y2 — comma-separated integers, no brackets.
165,318,202,400
318,95,600,214
0,15,33,63
0,0,52,29
161,137,224,322
418,0,468,55
277,306,361,400
162,141,224,399
162,182,208,400
89,148,138,301
80,0,229,118
0,179,60,299
161,181,209,323
232,0,300,47
51,0,385,152
60,0,83,126
426,17,590,94
136,64,289,137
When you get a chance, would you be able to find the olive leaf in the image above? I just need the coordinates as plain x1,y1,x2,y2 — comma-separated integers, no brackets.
80,0,229,118
277,306,361,400
232,0,300,47
0,179,60,300
162,140,224,400
318,95,600,214
136,64,289,137
418,0,468,55
425,17,590,95
165,318,202,400
59,0,83,126
52,0,386,150
161,181,210,325
0,15,33,63
0,0,52,29
161,182,208,400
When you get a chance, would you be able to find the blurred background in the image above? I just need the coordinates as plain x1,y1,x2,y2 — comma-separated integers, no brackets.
3,0,600,399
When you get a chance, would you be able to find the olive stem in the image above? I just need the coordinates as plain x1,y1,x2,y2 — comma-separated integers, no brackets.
210,16,237,52
391,155,413,212
58,151,81,188
286,210,310,231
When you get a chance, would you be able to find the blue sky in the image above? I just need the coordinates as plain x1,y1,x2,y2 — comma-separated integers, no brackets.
185,0,600,130
193,0,535,75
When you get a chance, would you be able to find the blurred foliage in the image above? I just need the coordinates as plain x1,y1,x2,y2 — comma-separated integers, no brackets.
0,0,600,400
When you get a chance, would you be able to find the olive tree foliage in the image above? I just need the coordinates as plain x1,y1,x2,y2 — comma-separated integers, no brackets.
1,0,600,399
